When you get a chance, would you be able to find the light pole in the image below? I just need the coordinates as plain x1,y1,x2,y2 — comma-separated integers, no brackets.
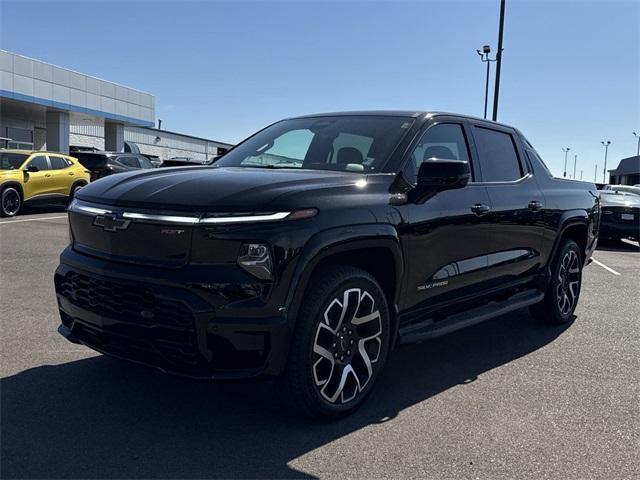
562,147,570,177
492,0,506,121
580,170,583,181
601,140,611,184
476,45,496,119
594,163,598,182
573,154,577,180
633,132,640,156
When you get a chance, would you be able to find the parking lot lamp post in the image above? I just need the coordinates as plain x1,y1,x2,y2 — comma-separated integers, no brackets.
594,163,597,182
573,154,577,179
601,141,611,184
562,147,570,177
492,0,506,121
633,132,640,156
476,45,495,119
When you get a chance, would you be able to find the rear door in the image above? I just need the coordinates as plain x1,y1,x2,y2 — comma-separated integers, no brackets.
48,155,75,195
400,119,493,319
22,154,53,200
469,123,546,290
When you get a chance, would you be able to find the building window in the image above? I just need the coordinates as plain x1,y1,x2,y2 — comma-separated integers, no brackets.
3,127,34,150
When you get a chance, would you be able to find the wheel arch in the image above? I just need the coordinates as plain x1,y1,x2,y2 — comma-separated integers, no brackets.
1,181,24,199
550,213,590,265
284,224,403,344
70,179,88,195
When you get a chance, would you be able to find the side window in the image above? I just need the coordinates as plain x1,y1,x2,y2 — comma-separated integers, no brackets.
28,155,49,171
49,156,69,170
405,123,471,182
473,127,522,182
118,156,141,168
525,149,552,177
137,156,154,169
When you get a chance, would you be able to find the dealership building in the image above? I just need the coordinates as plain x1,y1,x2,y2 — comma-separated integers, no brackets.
0,50,232,160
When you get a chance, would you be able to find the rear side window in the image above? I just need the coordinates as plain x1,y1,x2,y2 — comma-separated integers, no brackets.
49,156,69,170
473,127,522,182
28,155,49,171
75,153,108,169
118,156,141,168
525,149,552,177
137,156,154,169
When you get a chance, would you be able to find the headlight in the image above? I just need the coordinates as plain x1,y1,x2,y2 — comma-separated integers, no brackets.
238,243,273,280
201,209,317,224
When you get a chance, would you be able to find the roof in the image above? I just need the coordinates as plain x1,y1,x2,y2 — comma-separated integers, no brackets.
289,110,518,129
608,155,640,175
0,149,72,156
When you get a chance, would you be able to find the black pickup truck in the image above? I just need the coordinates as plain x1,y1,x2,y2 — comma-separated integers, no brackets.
55,111,600,418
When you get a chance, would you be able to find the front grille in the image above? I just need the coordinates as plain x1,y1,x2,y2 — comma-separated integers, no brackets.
57,271,194,329
56,271,202,369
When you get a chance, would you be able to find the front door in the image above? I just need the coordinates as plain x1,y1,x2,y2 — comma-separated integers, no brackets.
399,121,493,321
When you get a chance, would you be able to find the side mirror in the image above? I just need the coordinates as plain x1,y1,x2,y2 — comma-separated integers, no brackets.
25,165,40,173
416,159,470,190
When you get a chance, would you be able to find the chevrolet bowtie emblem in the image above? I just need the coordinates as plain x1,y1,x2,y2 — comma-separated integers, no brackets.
93,213,131,232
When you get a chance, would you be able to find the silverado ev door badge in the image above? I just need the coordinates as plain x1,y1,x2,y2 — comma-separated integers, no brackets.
93,213,131,232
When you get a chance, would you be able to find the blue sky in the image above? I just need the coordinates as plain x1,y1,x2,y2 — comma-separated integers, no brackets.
1,0,638,178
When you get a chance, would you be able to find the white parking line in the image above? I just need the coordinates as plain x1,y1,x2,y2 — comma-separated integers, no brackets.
592,258,621,276
0,215,67,225
621,238,639,248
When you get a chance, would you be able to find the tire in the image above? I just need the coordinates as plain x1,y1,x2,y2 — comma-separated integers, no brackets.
279,265,391,419
1,187,22,217
68,183,85,203
530,239,582,324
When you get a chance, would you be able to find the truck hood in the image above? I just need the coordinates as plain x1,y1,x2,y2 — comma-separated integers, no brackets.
76,166,366,211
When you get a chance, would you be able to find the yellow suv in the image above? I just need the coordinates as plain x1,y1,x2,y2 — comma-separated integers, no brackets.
0,150,91,217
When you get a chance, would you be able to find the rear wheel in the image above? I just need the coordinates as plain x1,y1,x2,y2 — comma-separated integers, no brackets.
69,182,85,202
1,187,22,217
279,266,391,419
530,239,582,324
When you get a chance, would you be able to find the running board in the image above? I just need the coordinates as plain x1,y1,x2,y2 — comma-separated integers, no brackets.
399,289,544,344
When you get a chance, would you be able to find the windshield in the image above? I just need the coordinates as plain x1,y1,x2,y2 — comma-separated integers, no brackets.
0,152,29,170
215,116,415,173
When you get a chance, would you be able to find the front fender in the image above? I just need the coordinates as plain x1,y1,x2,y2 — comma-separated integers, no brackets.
283,223,403,327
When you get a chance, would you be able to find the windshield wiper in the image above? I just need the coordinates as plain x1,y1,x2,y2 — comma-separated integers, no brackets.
243,164,299,169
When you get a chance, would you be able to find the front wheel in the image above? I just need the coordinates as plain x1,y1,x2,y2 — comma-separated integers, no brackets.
279,266,391,419
1,187,22,217
530,239,582,324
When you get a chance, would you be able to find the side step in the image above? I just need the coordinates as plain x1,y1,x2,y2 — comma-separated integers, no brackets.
399,289,544,344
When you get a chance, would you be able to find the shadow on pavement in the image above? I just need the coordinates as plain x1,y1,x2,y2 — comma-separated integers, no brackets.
1,311,570,479
596,238,640,252
19,203,68,216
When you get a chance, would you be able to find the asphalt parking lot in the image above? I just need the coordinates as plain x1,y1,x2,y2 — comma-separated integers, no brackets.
1,208,638,479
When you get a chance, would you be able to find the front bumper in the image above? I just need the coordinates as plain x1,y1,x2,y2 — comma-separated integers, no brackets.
54,248,291,379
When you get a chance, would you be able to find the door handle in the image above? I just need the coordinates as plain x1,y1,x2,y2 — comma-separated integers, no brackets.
44,174,51,177
471,203,491,216
528,200,543,211
68,172,75,175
